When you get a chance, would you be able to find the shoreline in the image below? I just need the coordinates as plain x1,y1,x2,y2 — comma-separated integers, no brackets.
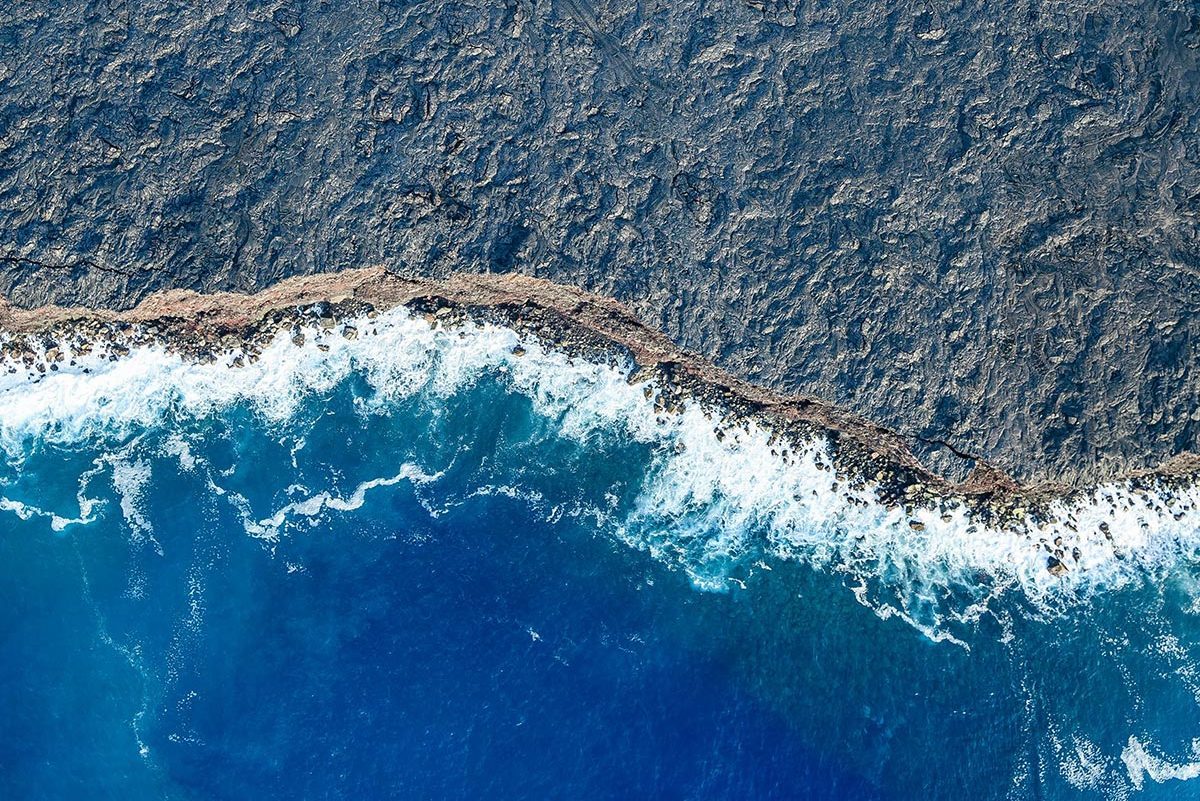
1,266,1197,508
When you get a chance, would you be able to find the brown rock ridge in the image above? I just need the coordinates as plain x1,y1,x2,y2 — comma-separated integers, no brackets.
1,267,1193,502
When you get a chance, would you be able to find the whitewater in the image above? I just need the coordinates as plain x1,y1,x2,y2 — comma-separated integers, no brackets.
2,305,1200,800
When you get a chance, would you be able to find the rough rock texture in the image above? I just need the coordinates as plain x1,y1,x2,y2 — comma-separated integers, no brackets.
0,0,1198,483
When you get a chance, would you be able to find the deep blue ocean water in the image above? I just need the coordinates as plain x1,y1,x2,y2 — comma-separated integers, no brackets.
2,310,1200,800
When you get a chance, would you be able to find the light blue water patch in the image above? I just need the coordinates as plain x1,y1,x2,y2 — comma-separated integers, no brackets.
1,309,1199,800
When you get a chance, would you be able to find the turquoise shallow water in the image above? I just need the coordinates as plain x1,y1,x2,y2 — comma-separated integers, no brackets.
1,309,1200,800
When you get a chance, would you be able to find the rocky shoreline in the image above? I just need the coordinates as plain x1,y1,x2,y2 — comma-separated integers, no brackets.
2,267,1198,533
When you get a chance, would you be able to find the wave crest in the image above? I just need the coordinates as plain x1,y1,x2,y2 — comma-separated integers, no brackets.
2,307,1199,642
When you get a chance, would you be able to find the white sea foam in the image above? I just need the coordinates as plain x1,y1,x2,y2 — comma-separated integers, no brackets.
162,434,197,472
240,464,442,542
0,496,92,531
0,310,653,451
1122,736,1200,791
0,306,1198,639
594,393,1200,645
112,458,154,543
0,458,103,531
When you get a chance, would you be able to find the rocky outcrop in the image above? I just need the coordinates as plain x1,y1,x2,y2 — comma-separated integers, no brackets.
1,0,1197,484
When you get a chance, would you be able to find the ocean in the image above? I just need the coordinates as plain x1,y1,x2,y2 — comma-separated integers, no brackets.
1,307,1199,800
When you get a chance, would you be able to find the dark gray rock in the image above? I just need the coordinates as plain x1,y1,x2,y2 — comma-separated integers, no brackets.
1,0,1198,484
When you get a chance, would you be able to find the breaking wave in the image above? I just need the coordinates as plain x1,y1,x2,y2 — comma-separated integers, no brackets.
4,304,1200,798
1,306,1199,645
